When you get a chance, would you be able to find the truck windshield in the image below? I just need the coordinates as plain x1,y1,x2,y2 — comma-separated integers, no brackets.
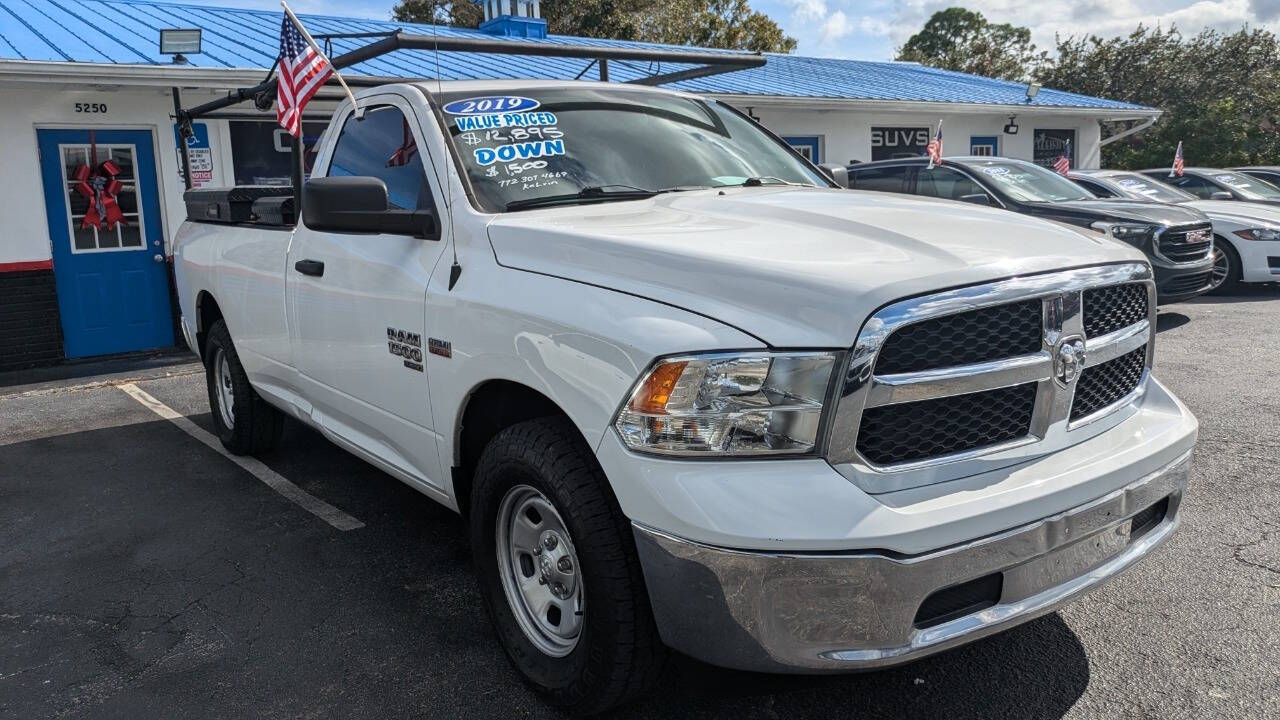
965,160,1092,203
437,87,828,212
1107,172,1196,203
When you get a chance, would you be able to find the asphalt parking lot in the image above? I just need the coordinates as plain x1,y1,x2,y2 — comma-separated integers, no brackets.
2,288,1278,720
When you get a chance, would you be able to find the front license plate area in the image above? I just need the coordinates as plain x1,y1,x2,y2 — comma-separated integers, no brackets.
1003,519,1134,600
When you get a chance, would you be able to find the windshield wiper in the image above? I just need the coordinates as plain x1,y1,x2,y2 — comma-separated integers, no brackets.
739,177,816,187
505,185,660,211
504,184,708,211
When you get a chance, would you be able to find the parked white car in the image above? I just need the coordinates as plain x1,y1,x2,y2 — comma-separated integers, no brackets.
1072,169,1280,291
175,80,1198,714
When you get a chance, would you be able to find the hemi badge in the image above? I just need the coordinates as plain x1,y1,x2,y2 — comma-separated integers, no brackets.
428,338,452,358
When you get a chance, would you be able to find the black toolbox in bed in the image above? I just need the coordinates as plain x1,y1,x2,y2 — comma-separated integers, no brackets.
183,186,295,226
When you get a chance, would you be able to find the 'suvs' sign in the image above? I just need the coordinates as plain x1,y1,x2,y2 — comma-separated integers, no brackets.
870,127,930,161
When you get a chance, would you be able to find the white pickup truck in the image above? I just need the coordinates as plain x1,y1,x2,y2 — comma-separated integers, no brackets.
175,79,1198,714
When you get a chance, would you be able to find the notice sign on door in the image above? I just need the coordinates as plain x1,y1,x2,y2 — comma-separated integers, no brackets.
173,122,214,188
870,127,930,161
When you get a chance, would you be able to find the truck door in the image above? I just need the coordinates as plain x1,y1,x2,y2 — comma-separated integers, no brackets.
287,97,451,493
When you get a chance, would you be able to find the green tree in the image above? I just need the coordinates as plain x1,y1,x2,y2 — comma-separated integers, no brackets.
391,0,795,52
1036,26,1280,168
391,0,482,27
896,7,1044,81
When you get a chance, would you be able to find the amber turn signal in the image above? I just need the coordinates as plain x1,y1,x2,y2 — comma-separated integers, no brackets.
628,361,688,414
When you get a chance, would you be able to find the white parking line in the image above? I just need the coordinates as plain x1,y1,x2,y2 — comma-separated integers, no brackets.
118,383,365,532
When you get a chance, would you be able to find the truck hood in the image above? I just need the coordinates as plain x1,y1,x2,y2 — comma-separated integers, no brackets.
485,187,1146,347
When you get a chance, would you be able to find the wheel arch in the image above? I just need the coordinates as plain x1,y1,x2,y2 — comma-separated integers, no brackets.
451,379,584,516
194,290,224,361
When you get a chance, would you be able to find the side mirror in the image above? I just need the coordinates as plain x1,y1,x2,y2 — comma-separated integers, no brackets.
302,176,437,238
959,193,992,206
818,163,849,188
1210,191,1233,201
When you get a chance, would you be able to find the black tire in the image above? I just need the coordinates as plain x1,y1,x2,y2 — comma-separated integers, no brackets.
204,319,284,455
469,417,665,715
1210,237,1242,294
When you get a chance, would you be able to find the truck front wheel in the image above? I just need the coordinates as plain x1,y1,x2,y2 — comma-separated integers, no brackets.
469,418,665,714
204,319,283,455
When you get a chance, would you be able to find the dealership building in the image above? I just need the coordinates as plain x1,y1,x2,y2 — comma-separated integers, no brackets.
0,0,1160,370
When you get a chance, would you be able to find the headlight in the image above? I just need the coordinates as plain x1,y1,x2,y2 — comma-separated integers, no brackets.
1234,227,1280,241
614,351,841,456
1091,222,1154,244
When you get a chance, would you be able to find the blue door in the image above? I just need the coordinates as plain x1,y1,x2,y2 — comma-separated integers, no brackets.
970,136,999,157
38,129,173,358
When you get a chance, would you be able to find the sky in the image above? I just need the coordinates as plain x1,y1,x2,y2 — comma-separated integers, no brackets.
214,0,1280,60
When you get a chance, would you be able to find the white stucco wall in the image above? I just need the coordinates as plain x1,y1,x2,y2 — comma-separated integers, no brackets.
746,105,1103,169
0,82,242,265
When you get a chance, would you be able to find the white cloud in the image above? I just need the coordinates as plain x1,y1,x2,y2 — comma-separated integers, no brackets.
820,10,856,42
781,0,831,22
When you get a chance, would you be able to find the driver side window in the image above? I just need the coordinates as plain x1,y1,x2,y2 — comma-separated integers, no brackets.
327,104,434,212
916,167,988,201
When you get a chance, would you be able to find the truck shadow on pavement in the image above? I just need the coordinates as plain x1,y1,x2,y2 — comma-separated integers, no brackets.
0,413,1089,720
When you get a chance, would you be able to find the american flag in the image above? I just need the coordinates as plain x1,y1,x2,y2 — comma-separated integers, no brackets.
925,121,943,169
1171,141,1184,177
1053,140,1071,176
277,16,332,137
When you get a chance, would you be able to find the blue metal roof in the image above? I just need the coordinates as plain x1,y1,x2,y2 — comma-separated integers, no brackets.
0,0,1152,111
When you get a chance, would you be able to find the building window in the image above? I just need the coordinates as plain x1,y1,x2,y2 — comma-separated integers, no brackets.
970,135,998,156
60,144,145,252
781,135,822,163
228,120,329,186
1033,129,1076,169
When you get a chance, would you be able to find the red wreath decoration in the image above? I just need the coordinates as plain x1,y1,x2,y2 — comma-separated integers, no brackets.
72,139,127,231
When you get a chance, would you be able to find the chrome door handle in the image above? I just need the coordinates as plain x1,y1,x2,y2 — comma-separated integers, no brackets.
153,254,164,263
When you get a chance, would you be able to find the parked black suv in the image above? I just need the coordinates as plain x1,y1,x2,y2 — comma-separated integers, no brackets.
846,156,1216,302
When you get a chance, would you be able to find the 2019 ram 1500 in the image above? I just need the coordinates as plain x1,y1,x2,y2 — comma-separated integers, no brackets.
175,80,1198,714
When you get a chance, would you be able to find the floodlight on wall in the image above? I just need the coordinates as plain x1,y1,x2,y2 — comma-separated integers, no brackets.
1025,82,1041,102
160,29,202,64
1003,115,1020,135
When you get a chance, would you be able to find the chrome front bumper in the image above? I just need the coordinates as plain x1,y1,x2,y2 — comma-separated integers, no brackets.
633,450,1191,673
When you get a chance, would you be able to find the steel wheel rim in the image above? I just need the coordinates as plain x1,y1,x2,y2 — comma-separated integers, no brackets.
1210,246,1230,289
495,484,584,657
213,348,235,430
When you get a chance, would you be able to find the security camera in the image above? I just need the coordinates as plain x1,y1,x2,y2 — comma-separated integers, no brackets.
1003,116,1019,135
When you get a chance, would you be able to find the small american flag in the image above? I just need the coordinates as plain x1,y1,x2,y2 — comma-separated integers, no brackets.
925,121,943,169
1171,141,1184,177
1053,140,1071,176
277,16,332,137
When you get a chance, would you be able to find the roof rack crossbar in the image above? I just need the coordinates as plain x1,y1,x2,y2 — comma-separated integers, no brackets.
177,30,765,121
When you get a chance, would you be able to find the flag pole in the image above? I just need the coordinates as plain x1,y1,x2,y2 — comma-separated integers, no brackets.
281,0,363,118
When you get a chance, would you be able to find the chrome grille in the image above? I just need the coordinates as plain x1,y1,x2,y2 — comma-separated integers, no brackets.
829,263,1155,494
1156,224,1213,264
874,300,1042,374
1071,346,1146,421
1083,283,1148,338
857,383,1036,465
